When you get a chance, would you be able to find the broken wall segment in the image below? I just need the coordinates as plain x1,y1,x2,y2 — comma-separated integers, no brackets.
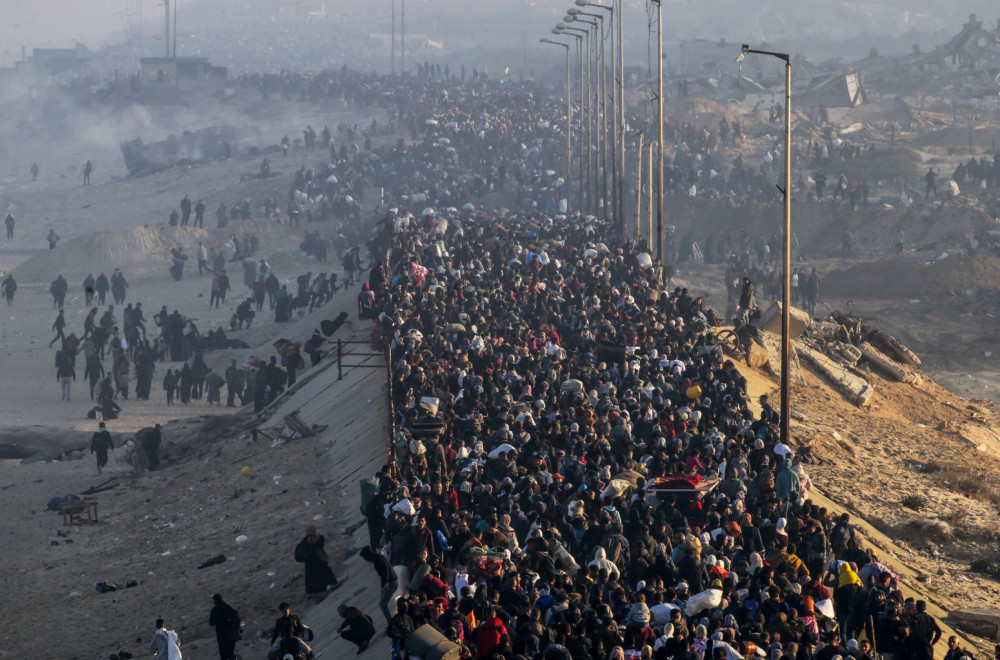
796,343,875,407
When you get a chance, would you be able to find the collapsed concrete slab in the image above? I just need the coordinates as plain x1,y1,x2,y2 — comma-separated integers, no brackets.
797,343,875,407
754,301,811,339
859,341,923,384
948,608,1000,642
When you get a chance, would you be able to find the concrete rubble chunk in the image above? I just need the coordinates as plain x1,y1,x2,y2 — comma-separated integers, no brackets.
859,341,923,384
947,609,1000,641
796,343,875,407
753,301,811,340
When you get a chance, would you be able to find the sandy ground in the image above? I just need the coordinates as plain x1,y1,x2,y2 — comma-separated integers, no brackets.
0,92,394,657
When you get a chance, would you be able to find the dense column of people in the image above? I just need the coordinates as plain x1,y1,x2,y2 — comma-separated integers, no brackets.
336,206,947,660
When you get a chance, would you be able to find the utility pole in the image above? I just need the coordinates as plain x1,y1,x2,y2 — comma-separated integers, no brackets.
163,0,170,58
617,0,626,235
635,132,643,240
647,142,653,246
172,0,177,57
654,0,664,261
609,10,618,229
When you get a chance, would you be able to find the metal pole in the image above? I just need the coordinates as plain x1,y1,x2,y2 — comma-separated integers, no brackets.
635,132,643,240
609,10,619,228
401,0,406,75
655,0,664,261
647,142,653,246
565,28,590,213
781,57,792,446
578,37,587,213
567,44,572,211
599,20,608,217
617,0,626,235
391,0,396,75
164,0,170,58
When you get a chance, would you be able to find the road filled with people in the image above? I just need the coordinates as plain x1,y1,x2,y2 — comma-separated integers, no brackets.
332,199,950,660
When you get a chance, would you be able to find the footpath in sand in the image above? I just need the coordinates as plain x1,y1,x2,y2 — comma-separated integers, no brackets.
0,305,393,659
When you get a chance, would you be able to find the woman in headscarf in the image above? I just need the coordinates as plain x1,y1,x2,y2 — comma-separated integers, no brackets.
834,561,863,634
497,512,520,552
692,623,709,658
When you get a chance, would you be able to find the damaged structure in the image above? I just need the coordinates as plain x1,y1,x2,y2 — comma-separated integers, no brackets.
120,126,263,175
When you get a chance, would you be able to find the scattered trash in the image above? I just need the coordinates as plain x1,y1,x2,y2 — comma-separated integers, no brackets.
235,535,249,543
94,580,139,593
197,554,227,569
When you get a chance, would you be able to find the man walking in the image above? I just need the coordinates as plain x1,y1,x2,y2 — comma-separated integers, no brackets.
225,359,244,408
4,212,13,240
738,277,755,325
360,545,398,627
180,194,193,226
49,308,66,347
208,593,241,660
198,241,209,276
194,199,206,228
90,422,114,474
149,618,182,659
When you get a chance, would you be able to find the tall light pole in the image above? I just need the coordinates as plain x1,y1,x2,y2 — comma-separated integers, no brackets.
651,0,664,261
559,24,592,212
570,6,613,222
578,0,627,237
163,0,170,58
555,27,586,212
391,0,396,75
565,13,604,217
736,44,793,446
575,7,614,225
541,38,573,211
401,0,406,75
616,0,625,235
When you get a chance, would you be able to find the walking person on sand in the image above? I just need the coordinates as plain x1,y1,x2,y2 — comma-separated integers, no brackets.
90,421,114,474
208,593,242,660
294,524,341,598
150,618,182,659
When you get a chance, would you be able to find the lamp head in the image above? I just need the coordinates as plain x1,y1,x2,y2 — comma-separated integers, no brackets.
575,0,588,5
734,52,745,63
555,23,567,31
568,8,580,15
741,44,750,53
563,14,575,22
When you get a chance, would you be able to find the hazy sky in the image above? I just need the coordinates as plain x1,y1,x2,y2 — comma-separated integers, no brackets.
0,0,178,66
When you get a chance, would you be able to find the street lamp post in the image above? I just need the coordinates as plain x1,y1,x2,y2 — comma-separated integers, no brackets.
612,0,625,235
559,24,592,213
565,13,604,216
570,6,614,225
651,0,664,262
577,0,627,237
401,0,406,75
541,38,573,212
736,44,793,446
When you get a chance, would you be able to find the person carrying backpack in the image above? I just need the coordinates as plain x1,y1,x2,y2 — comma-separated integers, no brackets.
208,593,241,660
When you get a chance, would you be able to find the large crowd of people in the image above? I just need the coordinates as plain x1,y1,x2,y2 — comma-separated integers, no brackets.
320,192,951,660
26,59,970,659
